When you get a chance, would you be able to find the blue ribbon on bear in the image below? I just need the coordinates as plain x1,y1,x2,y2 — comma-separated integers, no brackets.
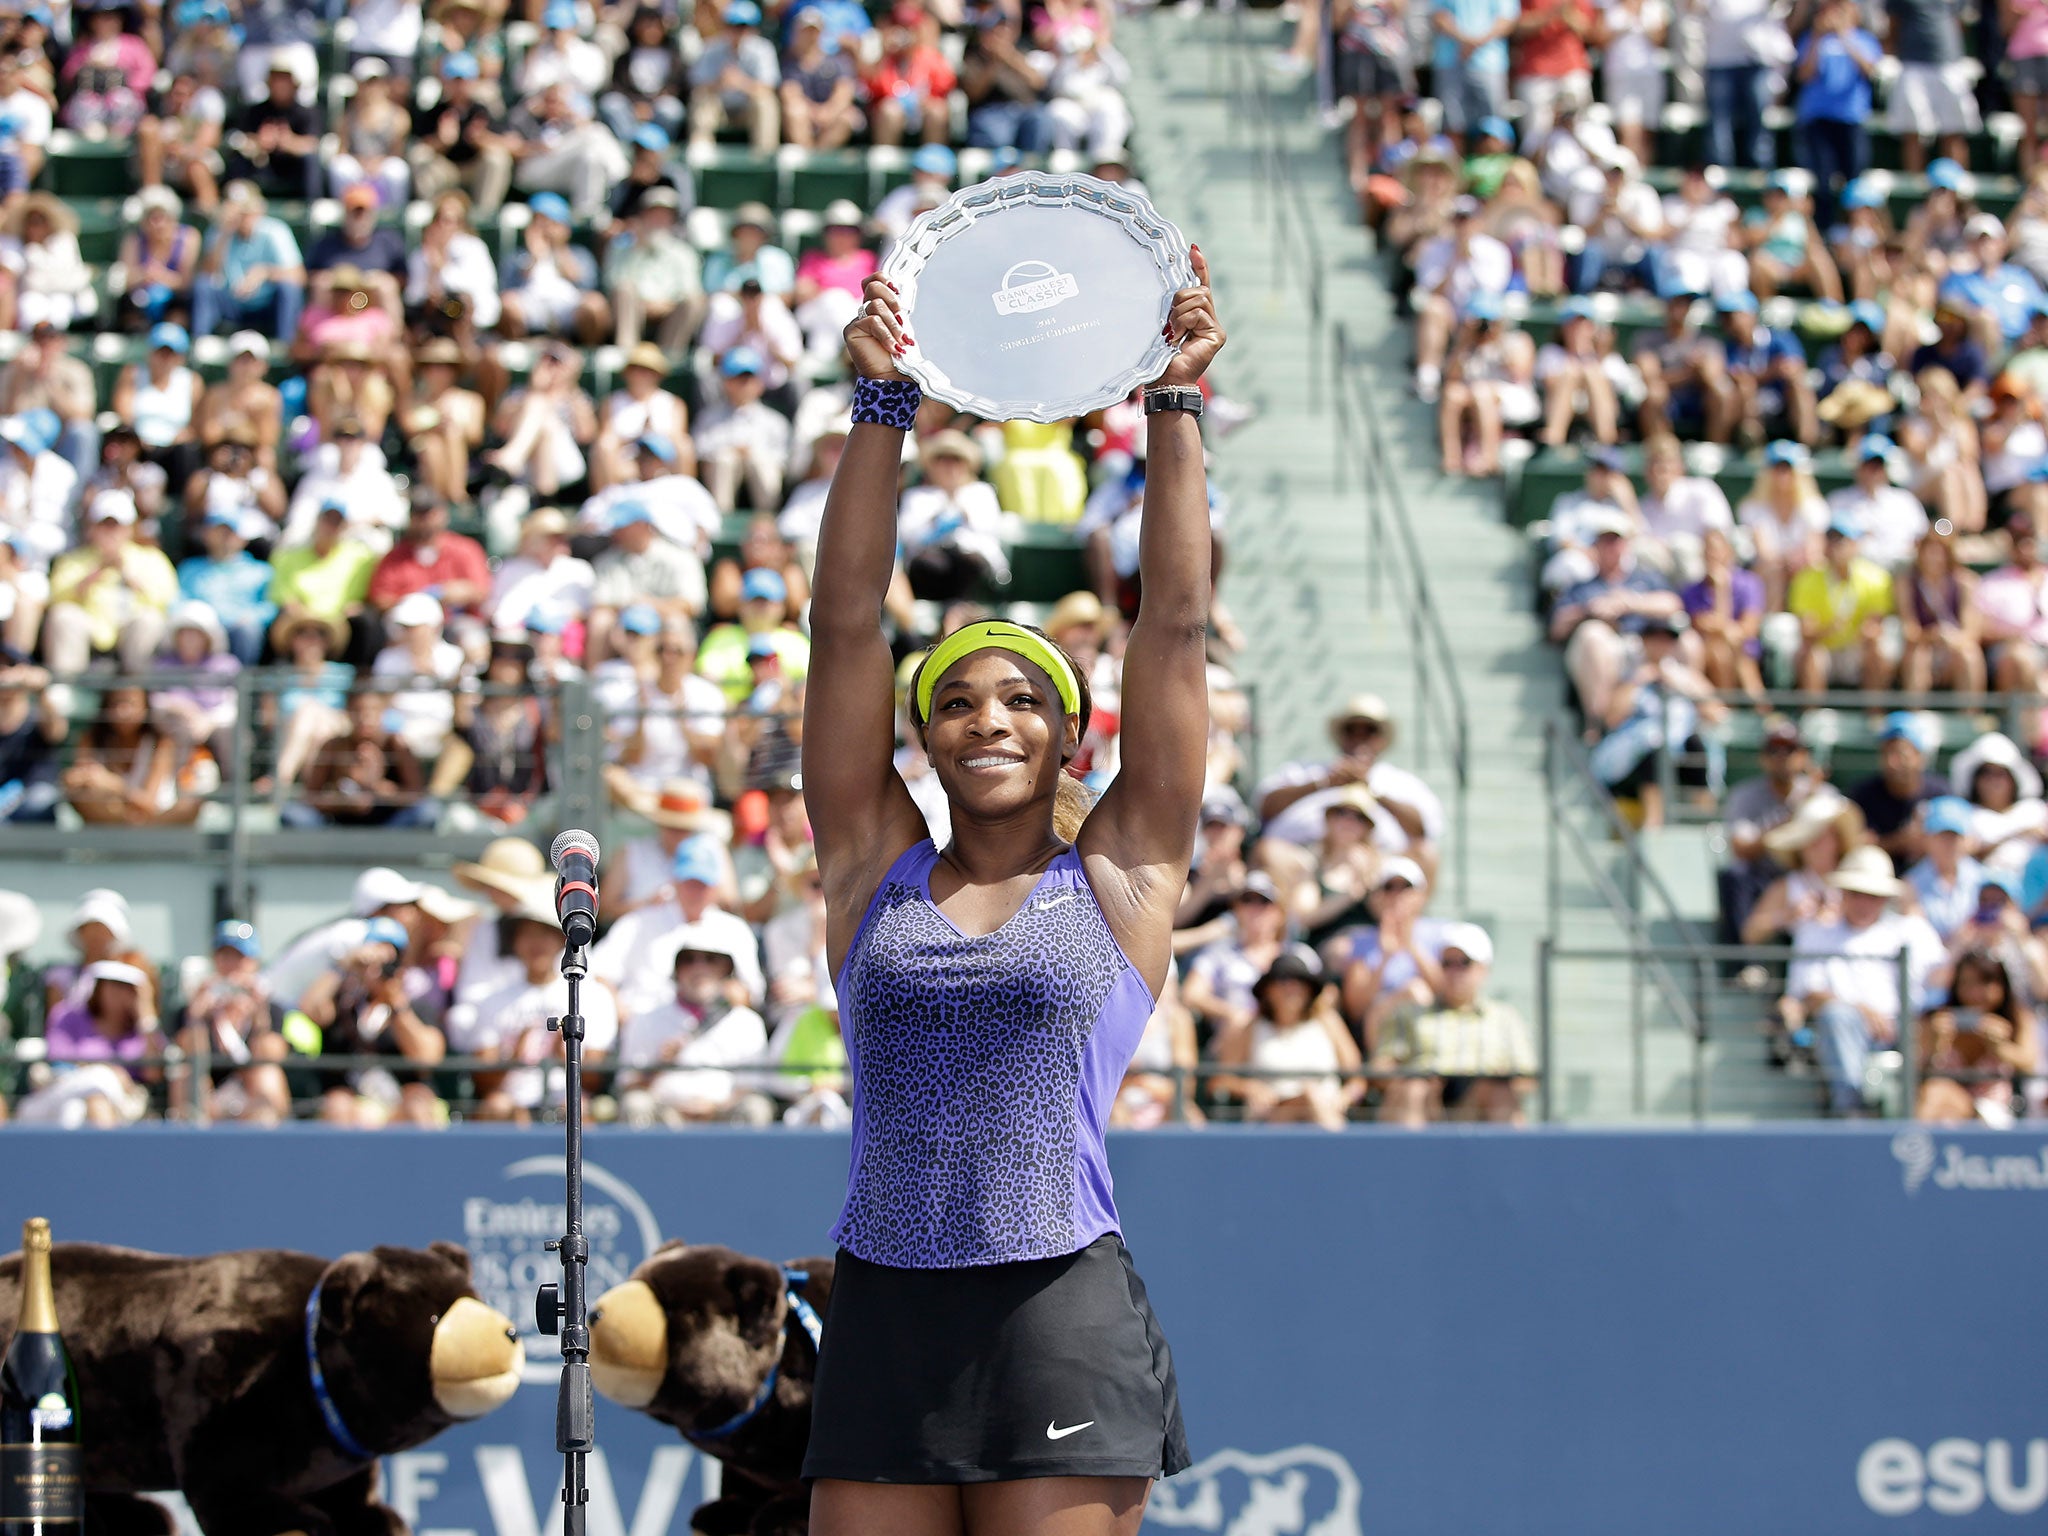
686,1266,824,1445
305,1269,375,1462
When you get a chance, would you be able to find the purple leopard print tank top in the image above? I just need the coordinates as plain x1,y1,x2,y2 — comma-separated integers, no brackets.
830,839,1155,1268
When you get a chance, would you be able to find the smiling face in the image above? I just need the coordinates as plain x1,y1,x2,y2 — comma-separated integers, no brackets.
921,648,1077,826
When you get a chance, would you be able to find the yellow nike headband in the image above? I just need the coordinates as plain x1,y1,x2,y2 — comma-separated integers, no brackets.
914,620,1081,723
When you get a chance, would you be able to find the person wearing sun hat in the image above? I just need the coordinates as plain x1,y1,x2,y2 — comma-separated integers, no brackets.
1786,842,1947,1114
593,340,688,491
600,775,734,918
1254,691,1445,877
687,0,782,152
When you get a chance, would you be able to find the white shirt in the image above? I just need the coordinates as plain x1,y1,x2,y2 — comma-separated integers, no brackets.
778,479,830,547
284,445,406,546
1826,483,1930,569
1253,758,1447,849
0,86,52,147
1591,178,1664,264
458,967,620,1108
590,901,763,1018
1601,0,1668,74
580,474,721,558
700,293,805,390
621,998,769,1107
262,915,370,1011
1738,494,1829,567
602,388,687,446
1413,233,1513,308
0,450,76,565
694,400,791,466
371,639,465,757
492,550,596,628
1640,476,1734,544
593,664,727,785
406,232,500,330
348,0,422,56
1787,910,1947,1020
518,36,608,97
1661,193,1740,255
1701,0,1771,68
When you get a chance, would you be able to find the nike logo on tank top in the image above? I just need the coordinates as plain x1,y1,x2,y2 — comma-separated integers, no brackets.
831,840,1155,1268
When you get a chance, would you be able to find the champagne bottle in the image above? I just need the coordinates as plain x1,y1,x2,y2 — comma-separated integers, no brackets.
0,1220,80,1536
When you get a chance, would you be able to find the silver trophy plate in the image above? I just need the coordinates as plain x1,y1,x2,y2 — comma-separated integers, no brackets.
880,170,1194,423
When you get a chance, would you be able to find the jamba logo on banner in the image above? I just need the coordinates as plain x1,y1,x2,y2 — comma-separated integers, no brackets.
1145,1445,1362,1535
1859,1439,2048,1516
1892,1129,2048,1194
463,1156,662,1383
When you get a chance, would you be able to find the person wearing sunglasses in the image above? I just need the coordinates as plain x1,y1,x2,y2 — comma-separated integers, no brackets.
1371,921,1536,1125
1252,690,1445,885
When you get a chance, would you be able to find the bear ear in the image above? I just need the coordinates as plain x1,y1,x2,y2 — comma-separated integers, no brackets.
428,1240,472,1275
319,1250,378,1335
653,1237,687,1256
725,1259,784,1352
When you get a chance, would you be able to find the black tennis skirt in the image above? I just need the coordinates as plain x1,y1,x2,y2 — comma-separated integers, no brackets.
802,1233,1190,1484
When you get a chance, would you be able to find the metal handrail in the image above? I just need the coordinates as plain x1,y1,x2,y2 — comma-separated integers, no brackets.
1332,323,1474,905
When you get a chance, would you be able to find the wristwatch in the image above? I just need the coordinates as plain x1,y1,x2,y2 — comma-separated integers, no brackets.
1143,386,1204,418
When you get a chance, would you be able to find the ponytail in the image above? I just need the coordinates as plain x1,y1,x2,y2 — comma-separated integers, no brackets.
1053,773,1096,844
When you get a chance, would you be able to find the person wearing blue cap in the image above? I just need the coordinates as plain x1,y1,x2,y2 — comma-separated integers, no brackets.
687,0,782,153
1823,433,1930,570
1905,795,1992,941
1844,711,1952,870
590,832,763,1020
523,0,609,97
872,142,958,241
597,7,689,148
1716,286,1821,449
1787,507,1895,695
1938,215,2048,350
296,907,452,1125
1425,0,1513,147
177,510,277,665
1632,283,1736,444
586,491,711,664
959,7,1054,155
407,51,516,215
697,564,809,702
695,344,793,512
498,198,612,342
173,918,296,1124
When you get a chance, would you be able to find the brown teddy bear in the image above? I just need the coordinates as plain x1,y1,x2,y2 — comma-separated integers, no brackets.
0,1240,524,1536
588,1240,834,1536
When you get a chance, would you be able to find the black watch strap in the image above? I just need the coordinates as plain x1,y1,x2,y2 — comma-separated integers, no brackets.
1143,386,1204,417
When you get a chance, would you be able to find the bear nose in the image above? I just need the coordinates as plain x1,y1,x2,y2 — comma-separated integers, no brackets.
589,1308,603,1324
504,1326,518,1341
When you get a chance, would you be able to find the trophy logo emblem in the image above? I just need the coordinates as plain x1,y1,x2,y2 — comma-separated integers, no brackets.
991,259,1080,316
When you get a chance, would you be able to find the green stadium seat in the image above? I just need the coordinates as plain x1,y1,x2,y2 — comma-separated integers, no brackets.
1509,444,1857,529
785,149,870,211
42,132,136,199
689,146,779,211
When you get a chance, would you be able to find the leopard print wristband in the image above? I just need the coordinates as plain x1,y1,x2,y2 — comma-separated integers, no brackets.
851,376,922,429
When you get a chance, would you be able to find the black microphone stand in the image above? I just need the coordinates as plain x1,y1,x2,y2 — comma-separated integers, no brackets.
537,939,593,1536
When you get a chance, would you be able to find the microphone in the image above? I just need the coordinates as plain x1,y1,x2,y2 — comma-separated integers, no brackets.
550,830,600,949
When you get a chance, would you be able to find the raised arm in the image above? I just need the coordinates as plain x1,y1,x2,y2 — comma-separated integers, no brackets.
1081,248,1226,991
803,274,928,962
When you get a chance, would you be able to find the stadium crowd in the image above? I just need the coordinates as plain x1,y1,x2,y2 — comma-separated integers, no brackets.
0,0,1528,1131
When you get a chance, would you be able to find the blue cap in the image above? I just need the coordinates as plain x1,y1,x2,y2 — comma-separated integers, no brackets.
1764,440,1809,467
631,122,670,152
527,191,571,225
635,431,677,463
1842,177,1885,210
212,919,260,957
721,345,765,377
524,605,567,635
543,0,578,26
20,408,57,455
1715,290,1758,314
1475,115,1514,146
912,143,957,178
991,146,1021,171
202,508,242,529
1927,157,1965,191
1766,170,1799,195
1849,298,1886,332
1587,445,1627,471
671,834,723,886
741,566,788,603
746,633,779,659
618,602,662,635
362,915,410,952
1826,512,1862,539
1982,868,2023,899
441,50,480,79
609,502,654,530
1923,796,1974,837
1857,434,1895,463
1558,295,1596,321
149,321,189,354
1878,711,1938,754
1463,291,1502,322
21,3,51,24
723,0,760,22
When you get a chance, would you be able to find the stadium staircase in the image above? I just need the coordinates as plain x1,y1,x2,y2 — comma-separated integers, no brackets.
1121,5,1809,1120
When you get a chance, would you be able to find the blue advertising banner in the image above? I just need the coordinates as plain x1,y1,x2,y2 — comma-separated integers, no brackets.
4,1124,2046,1535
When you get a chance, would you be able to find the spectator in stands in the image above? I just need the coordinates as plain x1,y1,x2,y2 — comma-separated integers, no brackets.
1254,693,1444,877
1828,439,1930,570
1589,611,1723,826
168,920,289,1125
1549,513,1685,722
615,926,770,1124
308,186,409,304
1790,516,1896,693
0,413,76,571
2011,0,2048,176
1787,844,1947,1114
1738,441,1827,610
297,915,447,1127
457,898,617,1123
1948,731,2048,873
1917,949,2039,1123
1373,922,1535,1125
1337,857,1447,1052
961,6,1052,153
443,636,550,826
491,506,593,634
1410,196,1511,404
600,8,689,146
61,0,154,136
499,195,610,344
1640,438,1733,587
116,188,201,334
1717,718,1819,942
1210,952,1361,1131
1437,291,1535,477
192,183,306,341
1296,786,1381,950
896,430,1008,600
0,322,98,483
1634,290,1734,443
1907,795,1991,940
1654,169,1748,304
689,0,780,153
694,347,790,513
703,203,795,297
1893,528,1985,696
1512,0,1593,144
257,611,354,801
367,493,491,620
0,532,42,658
283,422,406,549
370,590,464,760
0,49,53,197
285,686,433,829
1792,1,1880,228
604,188,704,350
61,682,208,826
1942,218,2048,355
44,491,176,675
1428,0,1518,148
148,598,238,769
401,345,487,506
594,832,762,1021
28,960,154,1128
410,52,514,215
1535,298,1623,447
508,81,629,222
267,502,375,649
176,513,274,666
702,277,804,398
136,65,225,215
0,192,88,335
1046,26,1131,159
873,144,959,243
865,3,957,147
598,610,728,792
1182,871,1304,1039
1896,366,1984,533
1828,184,1896,303
587,501,707,662
1849,711,1950,868
114,323,204,480
1888,0,1978,174
0,647,61,824
1911,302,1989,395
699,566,808,699
484,342,599,498
224,60,320,203
329,60,412,207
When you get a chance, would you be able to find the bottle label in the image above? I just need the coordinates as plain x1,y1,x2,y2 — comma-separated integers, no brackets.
0,1445,81,1523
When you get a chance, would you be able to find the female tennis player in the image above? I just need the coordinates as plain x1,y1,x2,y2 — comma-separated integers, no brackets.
799,255,1223,1536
